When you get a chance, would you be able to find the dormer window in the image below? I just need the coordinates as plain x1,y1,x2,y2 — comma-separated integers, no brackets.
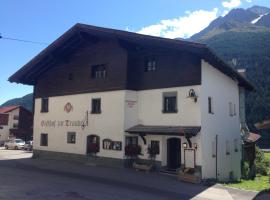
145,58,156,72
68,73,73,80
91,64,106,79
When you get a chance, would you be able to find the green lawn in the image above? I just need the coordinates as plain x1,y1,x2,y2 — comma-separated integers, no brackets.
265,152,270,160
225,176,270,191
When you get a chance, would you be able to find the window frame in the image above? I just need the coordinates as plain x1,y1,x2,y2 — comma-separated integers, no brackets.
144,57,157,72
125,136,138,146
67,132,76,144
40,133,48,146
162,92,178,113
41,98,49,113
91,98,101,114
91,64,107,79
208,97,214,114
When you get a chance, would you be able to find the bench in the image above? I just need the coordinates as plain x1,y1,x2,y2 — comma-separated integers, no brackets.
133,163,153,173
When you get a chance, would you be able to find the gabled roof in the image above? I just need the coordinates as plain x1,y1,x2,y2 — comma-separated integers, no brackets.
8,23,254,91
0,105,20,113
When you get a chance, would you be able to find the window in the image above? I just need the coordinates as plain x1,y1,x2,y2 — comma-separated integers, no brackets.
67,132,76,144
41,98,49,113
229,102,233,116
150,140,160,154
126,136,138,146
13,115,19,120
91,64,106,79
13,123,18,128
68,73,73,80
163,92,177,113
91,98,101,114
226,140,230,155
40,133,48,146
234,139,238,152
233,104,236,116
208,97,214,114
145,57,157,72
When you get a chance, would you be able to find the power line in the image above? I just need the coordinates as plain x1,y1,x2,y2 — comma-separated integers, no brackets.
0,34,48,45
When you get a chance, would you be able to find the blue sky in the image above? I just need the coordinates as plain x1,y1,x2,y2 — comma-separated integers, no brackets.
0,0,269,104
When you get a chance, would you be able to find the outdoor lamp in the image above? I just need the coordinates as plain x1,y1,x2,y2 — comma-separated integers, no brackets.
182,142,187,149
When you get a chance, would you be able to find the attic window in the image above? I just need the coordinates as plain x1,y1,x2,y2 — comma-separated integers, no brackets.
91,64,106,79
68,73,73,80
145,57,156,72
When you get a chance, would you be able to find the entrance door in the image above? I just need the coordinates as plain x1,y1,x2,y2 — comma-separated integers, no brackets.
86,135,100,154
167,138,181,169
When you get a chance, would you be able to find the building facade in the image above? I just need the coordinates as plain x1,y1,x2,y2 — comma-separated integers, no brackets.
9,24,253,181
0,106,33,144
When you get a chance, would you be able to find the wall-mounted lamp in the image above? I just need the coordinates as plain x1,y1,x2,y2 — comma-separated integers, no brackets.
187,89,198,103
182,142,187,149
194,143,198,149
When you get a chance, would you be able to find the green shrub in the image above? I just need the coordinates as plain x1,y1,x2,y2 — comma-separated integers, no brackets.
242,161,250,179
255,147,270,176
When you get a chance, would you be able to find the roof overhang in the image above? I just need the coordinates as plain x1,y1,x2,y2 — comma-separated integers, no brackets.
125,124,201,137
8,23,254,91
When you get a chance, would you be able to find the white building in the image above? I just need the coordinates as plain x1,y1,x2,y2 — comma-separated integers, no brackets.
9,24,253,181
0,105,33,144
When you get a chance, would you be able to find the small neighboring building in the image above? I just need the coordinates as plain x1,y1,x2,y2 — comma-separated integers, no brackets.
0,105,33,143
9,24,254,181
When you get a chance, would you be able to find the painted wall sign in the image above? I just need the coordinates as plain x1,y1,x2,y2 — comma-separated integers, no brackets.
103,139,122,151
126,100,137,108
41,120,87,128
64,103,73,113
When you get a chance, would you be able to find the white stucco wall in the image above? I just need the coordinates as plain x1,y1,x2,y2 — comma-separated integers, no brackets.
200,60,242,181
0,108,20,141
34,91,126,159
124,87,202,167
34,86,203,167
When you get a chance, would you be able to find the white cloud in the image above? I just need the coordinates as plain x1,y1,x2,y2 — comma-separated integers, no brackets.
222,0,242,9
137,8,218,39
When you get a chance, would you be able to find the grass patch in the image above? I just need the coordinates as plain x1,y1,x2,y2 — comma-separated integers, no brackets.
224,176,270,191
264,152,270,161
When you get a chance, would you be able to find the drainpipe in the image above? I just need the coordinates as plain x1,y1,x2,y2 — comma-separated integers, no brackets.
216,134,218,181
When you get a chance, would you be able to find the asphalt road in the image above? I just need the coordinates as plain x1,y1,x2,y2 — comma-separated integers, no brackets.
0,148,259,200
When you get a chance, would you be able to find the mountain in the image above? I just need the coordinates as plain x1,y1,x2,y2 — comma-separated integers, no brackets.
190,6,270,41
247,5,270,15
0,93,33,112
189,5,270,143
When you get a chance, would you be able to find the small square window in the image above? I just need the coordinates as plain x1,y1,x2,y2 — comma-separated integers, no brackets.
13,123,18,128
40,133,48,146
68,73,74,80
41,98,49,113
126,136,138,146
67,132,76,144
145,58,157,72
163,92,177,113
91,98,101,114
91,64,106,79
13,115,19,120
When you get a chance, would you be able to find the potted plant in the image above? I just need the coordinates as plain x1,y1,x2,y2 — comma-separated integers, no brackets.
124,144,141,167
